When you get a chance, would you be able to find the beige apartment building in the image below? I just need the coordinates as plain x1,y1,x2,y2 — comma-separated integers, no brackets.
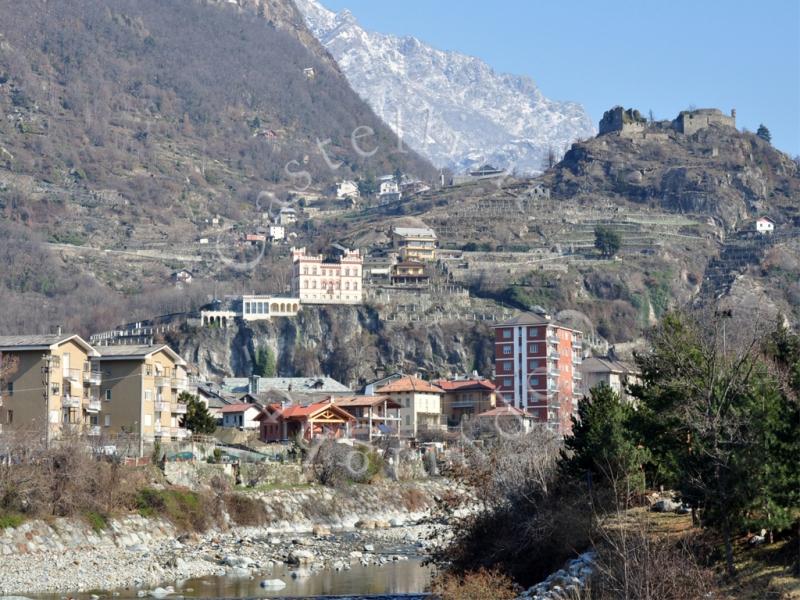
94,345,190,441
291,246,363,305
0,334,102,440
391,227,437,262
376,376,445,438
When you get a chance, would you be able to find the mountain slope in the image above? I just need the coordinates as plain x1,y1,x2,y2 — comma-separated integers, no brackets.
295,0,596,175
0,0,435,334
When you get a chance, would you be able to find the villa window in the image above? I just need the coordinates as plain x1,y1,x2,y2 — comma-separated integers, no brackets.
105,389,112,401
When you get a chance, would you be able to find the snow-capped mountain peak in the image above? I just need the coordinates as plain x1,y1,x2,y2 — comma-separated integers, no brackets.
294,0,596,175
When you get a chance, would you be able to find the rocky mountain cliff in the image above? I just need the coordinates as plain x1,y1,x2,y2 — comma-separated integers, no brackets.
294,0,596,175
169,305,494,385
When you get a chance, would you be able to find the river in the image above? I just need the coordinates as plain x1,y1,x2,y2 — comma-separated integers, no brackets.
34,559,436,600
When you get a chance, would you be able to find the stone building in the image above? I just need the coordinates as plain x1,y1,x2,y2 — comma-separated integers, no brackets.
598,106,647,136
291,247,363,305
672,108,736,135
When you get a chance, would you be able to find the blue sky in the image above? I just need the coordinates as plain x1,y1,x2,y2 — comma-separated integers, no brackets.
323,0,800,156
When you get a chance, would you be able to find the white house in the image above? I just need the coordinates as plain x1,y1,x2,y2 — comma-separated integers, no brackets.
269,225,285,241
220,403,261,429
336,180,360,199
379,179,400,196
279,207,297,226
756,217,775,234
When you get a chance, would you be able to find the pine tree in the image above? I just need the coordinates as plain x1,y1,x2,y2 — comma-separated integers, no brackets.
179,392,217,434
594,225,621,258
562,383,648,500
254,347,276,377
756,124,772,144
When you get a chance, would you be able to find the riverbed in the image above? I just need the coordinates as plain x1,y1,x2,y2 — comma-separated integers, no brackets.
32,558,435,600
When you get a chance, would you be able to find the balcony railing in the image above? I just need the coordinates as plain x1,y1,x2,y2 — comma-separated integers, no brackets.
154,376,169,388
64,368,82,383
172,403,188,415
573,372,583,380
154,401,169,413
84,370,102,385
171,378,187,391
61,395,81,408
547,335,559,345
548,368,560,378
85,399,102,412
548,350,560,360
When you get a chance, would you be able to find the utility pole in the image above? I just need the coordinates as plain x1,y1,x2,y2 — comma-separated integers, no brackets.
41,355,52,449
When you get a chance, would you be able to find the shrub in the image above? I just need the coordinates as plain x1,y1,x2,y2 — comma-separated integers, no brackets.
0,513,25,529
430,568,518,600
309,441,384,487
134,487,213,532
225,493,267,526
84,510,108,532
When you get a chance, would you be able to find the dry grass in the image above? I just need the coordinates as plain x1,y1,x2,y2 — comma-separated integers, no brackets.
429,568,519,600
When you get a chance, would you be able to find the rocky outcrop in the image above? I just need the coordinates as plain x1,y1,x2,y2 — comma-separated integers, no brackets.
170,305,494,382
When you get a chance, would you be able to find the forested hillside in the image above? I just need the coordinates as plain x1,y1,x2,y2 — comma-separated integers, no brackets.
0,0,434,333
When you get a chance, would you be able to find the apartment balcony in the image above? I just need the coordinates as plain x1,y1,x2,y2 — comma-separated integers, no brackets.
171,377,187,392
548,368,560,378
85,398,102,413
172,403,188,415
573,339,583,349
573,372,583,381
573,355,583,365
61,395,81,409
154,376,169,388
88,425,101,437
547,334,559,345
154,401,169,413
85,370,102,385
65,368,82,383
548,350,560,360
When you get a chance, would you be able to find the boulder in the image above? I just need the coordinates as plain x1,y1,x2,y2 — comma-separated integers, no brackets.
287,549,315,565
651,498,679,512
260,579,287,589
312,524,331,537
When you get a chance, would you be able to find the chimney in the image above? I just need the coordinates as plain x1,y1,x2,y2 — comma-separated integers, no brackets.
50,325,63,336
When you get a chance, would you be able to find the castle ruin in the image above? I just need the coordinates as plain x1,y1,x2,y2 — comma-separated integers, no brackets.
599,106,737,137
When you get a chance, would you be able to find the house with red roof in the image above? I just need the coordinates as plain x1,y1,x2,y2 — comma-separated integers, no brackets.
254,400,355,442
433,378,497,427
376,376,445,438
220,403,262,430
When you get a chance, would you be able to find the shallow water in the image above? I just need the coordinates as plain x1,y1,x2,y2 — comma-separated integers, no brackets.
35,559,435,600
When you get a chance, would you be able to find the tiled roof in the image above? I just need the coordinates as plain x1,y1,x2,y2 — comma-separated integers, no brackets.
493,312,551,327
477,405,532,418
97,344,186,364
376,376,444,394
392,227,437,238
220,403,259,414
278,402,355,421
0,334,98,355
433,379,496,392
334,396,402,409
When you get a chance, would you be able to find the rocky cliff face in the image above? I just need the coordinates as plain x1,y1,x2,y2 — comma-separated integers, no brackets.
170,306,494,385
550,124,800,230
294,0,596,175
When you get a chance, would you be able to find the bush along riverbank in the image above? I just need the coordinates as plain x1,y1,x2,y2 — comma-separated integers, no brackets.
0,479,456,596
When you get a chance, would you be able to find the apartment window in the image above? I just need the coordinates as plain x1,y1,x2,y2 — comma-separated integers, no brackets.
405,415,410,426
353,282,358,291
502,345,512,355
528,327,538,336
503,362,512,372
531,377,539,386
303,266,308,275
528,360,537,370
104,415,111,427
503,378,512,387
51,356,60,368
145,365,153,376
529,343,538,353
6,382,12,397
144,390,152,402
502,329,512,339
51,382,60,395
105,389,111,401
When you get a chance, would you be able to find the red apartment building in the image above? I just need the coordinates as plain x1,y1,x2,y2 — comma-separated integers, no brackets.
493,312,583,435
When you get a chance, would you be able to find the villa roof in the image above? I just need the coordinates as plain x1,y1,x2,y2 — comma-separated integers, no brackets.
220,403,259,414
433,379,496,392
477,405,532,419
334,396,402,410
0,334,99,356
96,344,186,365
376,376,444,395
